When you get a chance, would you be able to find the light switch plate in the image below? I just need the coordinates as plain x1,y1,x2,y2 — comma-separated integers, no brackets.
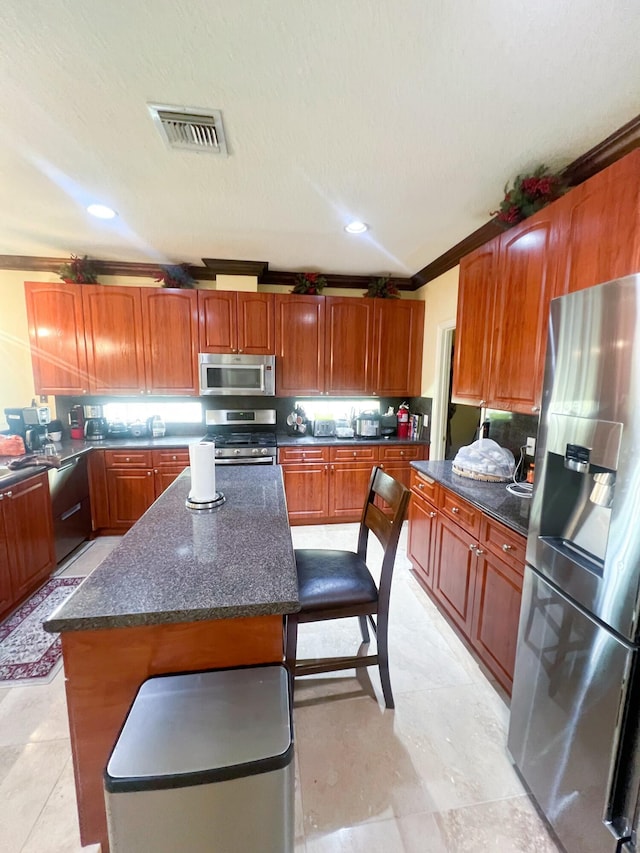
526,436,536,456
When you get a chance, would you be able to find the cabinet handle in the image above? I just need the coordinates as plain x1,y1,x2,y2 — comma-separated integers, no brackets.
5,490,12,498
353,451,357,457
0,494,3,501
125,457,130,462
331,466,334,474
429,511,436,518
324,465,328,472
82,389,87,394
238,349,244,353
502,543,513,552
147,471,152,476
155,469,159,474
469,543,476,552
531,406,540,413
172,455,177,460
380,464,384,469
140,390,145,395
417,483,424,490
451,506,460,514
475,547,484,556
479,399,486,406
400,450,405,456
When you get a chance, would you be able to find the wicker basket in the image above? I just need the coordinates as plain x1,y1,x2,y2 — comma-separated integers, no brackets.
452,463,512,483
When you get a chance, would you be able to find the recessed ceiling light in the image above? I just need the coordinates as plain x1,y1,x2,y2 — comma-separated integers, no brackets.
87,203,117,219
344,220,369,234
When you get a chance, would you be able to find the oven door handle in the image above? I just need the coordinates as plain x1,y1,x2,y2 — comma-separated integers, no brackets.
215,457,274,465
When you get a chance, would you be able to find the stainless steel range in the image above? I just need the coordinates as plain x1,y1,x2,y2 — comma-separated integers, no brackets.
203,409,277,465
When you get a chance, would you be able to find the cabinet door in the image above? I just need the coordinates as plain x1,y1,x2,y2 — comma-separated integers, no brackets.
555,150,640,296
281,463,329,523
105,469,156,528
488,211,557,414
198,291,237,353
0,502,13,616
451,243,497,406
431,513,477,637
275,295,325,395
329,461,373,520
5,474,56,601
154,467,185,497
141,289,199,394
82,285,146,394
325,297,374,394
24,282,90,395
371,299,425,396
407,493,437,589
237,293,275,354
470,549,523,694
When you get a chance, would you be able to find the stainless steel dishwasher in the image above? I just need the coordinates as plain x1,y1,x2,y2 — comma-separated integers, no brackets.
48,453,92,564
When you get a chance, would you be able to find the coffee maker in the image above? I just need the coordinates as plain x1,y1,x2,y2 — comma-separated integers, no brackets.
4,405,51,451
83,404,108,441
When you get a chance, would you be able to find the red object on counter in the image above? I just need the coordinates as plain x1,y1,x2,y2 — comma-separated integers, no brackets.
397,403,410,438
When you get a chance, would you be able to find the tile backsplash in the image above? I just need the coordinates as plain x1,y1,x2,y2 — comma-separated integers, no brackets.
485,410,539,459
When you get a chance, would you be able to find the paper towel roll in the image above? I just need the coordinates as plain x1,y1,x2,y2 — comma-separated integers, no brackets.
188,442,216,502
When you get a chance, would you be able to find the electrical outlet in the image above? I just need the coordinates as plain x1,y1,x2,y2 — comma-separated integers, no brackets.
526,436,536,456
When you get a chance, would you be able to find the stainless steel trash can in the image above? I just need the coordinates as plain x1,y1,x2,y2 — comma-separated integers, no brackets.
104,665,294,852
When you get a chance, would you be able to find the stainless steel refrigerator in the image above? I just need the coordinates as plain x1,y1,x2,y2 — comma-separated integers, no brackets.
508,274,640,853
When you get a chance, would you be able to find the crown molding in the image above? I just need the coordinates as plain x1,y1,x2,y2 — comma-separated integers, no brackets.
412,112,640,289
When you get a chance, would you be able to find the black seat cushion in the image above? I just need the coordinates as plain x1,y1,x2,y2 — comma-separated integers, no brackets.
294,549,378,612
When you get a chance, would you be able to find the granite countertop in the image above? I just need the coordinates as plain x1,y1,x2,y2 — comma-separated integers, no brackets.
44,465,299,633
411,460,531,537
0,434,205,489
277,434,429,447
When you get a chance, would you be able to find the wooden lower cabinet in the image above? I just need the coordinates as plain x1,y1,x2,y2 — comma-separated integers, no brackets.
279,443,429,524
93,448,190,532
0,473,56,619
432,512,478,636
407,473,525,695
407,482,438,589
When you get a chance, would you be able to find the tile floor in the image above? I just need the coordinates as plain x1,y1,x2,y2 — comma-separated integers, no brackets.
0,526,561,852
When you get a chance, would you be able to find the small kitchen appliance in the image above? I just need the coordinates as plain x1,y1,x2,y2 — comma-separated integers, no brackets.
380,412,397,437
84,417,108,441
354,411,380,439
198,354,275,396
83,404,104,419
312,419,336,438
69,405,84,440
202,409,277,464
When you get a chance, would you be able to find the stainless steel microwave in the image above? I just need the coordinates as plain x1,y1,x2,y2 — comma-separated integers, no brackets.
198,353,276,396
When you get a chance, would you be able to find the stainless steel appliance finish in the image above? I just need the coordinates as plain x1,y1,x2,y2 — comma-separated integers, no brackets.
82,404,104,419
48,454,92,564
198,353,275,396
84,417,108,441
203,409,277,465
508,275,640,853
354,412,380,438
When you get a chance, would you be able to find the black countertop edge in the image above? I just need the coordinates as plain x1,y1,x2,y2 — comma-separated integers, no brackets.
45,599,301,634
410,460,530,537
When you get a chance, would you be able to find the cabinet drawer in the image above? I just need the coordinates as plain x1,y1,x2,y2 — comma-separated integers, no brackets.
480,515,526,568
379,444,423,462
439,488,480,536
410,469,438,506
278,446,330,464
152,449,190,467
329,445,379,462
104,450,152,468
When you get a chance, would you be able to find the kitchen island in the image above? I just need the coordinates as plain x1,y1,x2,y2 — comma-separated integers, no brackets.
45,464,298,852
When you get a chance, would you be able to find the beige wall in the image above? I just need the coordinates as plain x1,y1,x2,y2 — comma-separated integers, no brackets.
415,266,459,397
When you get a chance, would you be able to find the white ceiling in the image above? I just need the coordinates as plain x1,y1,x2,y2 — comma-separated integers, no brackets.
2,1,640,278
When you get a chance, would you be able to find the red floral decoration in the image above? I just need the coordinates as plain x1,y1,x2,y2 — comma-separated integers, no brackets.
365,276,400,298
291,272,327,295
491,165,567,227
58,254,99,284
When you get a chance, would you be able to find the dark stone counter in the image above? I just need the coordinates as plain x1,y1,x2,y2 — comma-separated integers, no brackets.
44,464,299,632
411,460,531,537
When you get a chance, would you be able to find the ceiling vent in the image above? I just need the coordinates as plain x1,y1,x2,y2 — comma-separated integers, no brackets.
147,104,228,155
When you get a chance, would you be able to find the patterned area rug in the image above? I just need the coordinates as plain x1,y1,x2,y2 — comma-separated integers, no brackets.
0,576,83,687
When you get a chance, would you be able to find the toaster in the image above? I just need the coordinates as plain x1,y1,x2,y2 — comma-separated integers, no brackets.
313,419,336,437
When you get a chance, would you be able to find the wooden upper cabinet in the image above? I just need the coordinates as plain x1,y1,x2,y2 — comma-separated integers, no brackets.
237,293,275,354
24,282,90,395
371,299,425,396
451,243,497,407
554,149,640,296
198,291,275,355
275,294,325,395
82,285,146,395
198,291,236,352
140,288,199,394
325,296,374,394
488,210,558,413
